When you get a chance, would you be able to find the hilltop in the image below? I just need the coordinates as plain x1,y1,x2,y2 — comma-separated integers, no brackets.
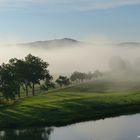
19,38,80,49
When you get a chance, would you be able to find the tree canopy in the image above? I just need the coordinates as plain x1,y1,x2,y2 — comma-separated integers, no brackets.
0,54,52,99
56,76,70,87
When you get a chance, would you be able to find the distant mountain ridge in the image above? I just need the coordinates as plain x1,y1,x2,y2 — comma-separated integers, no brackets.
19,38,80,49
18,38,140,49
117,42,140,47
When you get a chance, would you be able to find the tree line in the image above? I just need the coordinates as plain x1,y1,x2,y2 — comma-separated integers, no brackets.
55,71,103,87
0,54,102,100
0,54,54,100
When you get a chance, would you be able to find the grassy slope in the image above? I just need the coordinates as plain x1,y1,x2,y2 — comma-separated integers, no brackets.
0,81,140,129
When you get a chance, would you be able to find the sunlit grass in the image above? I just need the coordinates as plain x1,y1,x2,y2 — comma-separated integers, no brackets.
0,82,140,129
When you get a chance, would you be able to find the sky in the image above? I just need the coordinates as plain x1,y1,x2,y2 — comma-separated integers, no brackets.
0,0,140,43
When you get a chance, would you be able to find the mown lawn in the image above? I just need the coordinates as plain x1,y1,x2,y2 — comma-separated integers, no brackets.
0,86,140,129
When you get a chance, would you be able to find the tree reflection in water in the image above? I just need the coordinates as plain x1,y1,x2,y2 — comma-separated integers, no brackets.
0,127,54,140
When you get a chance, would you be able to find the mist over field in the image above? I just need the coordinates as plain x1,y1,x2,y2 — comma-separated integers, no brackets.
0,39,140,78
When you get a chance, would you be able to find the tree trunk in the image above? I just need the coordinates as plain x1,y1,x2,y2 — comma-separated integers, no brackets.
32,83,35,96
25,84,28,96
18,86,20,98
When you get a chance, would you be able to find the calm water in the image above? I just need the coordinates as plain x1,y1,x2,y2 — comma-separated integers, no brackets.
0,113,140,140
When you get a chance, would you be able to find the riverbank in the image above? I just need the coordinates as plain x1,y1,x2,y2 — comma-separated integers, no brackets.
0,88,140,129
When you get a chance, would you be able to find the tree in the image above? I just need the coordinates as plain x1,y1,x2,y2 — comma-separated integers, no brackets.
0,63,19,100
0,54,52,99
70,72,86,83
9,58,32,97
63,77,71,86
25,54,50,96
41,75,55,91
56,76,70,87
9,58,29,97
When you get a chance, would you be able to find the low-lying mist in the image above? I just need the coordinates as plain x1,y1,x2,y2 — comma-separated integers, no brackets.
1,40,140,81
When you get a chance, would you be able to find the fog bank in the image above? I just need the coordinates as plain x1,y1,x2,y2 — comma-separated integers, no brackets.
0,41,140,76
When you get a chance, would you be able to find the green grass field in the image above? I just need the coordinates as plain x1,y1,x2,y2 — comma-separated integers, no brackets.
0,80,140,129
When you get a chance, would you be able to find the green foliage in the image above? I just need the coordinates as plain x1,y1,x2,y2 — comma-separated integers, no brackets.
56,76,70,87
70,72,86,82
0,86,140,129
0,54,52,99
41,75,55,91
0,63,20,100
25,54,50,96
70,71,103,83
9,58,30,97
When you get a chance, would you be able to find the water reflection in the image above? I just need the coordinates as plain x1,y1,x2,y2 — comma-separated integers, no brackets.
0,127,53,140
0,113,140,140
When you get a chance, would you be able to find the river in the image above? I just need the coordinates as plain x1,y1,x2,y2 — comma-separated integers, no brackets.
0,113,140,140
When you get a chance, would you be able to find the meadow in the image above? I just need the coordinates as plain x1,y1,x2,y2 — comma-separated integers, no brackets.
0,80,140,129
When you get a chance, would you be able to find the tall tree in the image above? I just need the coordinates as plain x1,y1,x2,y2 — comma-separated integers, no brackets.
0,63,19,100
0,54,52,99
9,58,31,97
25,54,50,96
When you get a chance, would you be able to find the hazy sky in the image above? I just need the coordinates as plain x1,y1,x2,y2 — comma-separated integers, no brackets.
0,0,140,43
